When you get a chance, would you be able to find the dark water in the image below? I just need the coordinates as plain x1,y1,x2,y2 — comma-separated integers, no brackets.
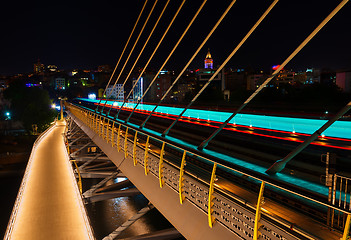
84,178,182,239
0,175,22,239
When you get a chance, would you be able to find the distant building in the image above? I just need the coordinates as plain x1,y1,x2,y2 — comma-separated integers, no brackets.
320,69,336,85
172,70,196,102
34,60,44,74
0,78,8,92
204,49,213,69
133,78,143,102
106,84,124,100
143,70,173,102
98,65,112,73
274,68,294,85
247,74,265,90
305,68,320,84
196,68,225,91
294,68,320,85
336,71,351,92
47,65,58,72
225,68,247,91
55,77,65,90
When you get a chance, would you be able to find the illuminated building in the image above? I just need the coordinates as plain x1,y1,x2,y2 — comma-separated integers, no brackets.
196,50,225,91
204,49,213,69
294,68,320,85
106,84,124,100
272,66,294,85
133,78,143,102
98,65,112,72
143,70,172,102
336,70,351,92
34,60,44,74
47,65,58,72
55,77,65,90
247,74,265,90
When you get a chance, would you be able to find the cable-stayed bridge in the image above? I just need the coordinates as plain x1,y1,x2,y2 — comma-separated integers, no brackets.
5,0,351,239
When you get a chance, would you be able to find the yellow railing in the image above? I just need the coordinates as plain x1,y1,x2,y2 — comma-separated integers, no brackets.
66,103,351,239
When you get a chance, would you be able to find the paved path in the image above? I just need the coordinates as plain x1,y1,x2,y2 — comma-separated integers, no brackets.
5,120,94,240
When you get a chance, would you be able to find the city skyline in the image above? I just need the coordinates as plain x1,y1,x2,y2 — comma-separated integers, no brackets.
1,0,351,75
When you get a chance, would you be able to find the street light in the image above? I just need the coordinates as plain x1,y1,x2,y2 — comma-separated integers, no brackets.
58,97,67,120
5,111,11,120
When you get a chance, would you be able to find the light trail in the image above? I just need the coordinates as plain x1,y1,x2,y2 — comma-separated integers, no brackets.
84,98,351,141
83,99,351,151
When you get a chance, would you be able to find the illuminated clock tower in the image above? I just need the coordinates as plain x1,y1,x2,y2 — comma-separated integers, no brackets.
204,49,213,69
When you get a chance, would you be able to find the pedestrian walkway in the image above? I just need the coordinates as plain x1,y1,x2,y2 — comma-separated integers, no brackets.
5,120,94,240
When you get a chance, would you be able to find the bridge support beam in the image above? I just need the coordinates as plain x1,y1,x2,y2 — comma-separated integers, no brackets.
120,228,182,240
68,111,239,240
86,188,141,203
103,203,155,240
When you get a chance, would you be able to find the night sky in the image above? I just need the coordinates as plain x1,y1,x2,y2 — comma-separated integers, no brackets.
1,0,351,75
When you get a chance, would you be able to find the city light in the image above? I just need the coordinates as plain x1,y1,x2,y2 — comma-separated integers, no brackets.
88,93,96,100
272,65,281,70
5,111,11,120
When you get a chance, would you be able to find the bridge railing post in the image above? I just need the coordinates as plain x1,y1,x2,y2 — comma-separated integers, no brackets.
179,150,186,204
106,119,110,141
124,127,129,158
117,124,121,152
95,115,98,133
68,104,351,239
101,117,104,138
111,122,115,147
342,214,351,240
133,131,138,166
159,142,165,188
254,181,265,240
208,162,217,228
144,136,150,175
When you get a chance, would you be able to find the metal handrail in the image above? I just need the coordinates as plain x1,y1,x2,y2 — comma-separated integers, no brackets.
69,102,351,239
68,102,351,215
4,121,57,239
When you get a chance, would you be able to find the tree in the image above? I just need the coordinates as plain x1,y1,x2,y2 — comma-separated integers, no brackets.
4,80,57,133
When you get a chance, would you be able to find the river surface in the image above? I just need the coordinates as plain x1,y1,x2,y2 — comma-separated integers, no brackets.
83,178,183,239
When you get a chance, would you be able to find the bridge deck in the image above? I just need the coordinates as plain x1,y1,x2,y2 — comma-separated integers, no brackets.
5,120,94,240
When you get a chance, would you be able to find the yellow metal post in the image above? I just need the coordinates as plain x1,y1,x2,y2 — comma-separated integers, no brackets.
159,142,165,188
179,150,187,204
95,114,99,133
208,163,217,228
92,113,95,131
254,181,265,240
124,127,129,158
342,214,351,240
144,136,150,175
88,112,91,127
101,118,105,138
97,115,101,134
100,116,103,136
133,131,138,166
71,160,82,194
93,114,95,129
106,119,110,142
60,98,64,120
111,122,115,146
117,124,121,152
